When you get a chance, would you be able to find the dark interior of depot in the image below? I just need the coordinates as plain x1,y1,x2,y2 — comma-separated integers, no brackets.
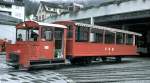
95,17,150,55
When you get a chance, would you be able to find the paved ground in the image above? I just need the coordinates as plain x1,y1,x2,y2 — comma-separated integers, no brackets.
0,55,73,83
54,57,150,83
1,54,150,83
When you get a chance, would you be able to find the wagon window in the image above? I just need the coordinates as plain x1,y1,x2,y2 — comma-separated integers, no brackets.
105,31,115,44
90,28,103,43
66,25,73,38
116,32,125,44
41,27,53,41
76,26,89,42
126,34,133,45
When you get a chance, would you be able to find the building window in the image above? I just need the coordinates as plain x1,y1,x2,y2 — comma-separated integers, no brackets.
53,8,56,12
51,8,54,11
0,4,11,8
42,15,44,20
48,7,50,10
4,0,14,2
15,13,21,18
15,6,20,9
39,16,41,21
76,26,89,42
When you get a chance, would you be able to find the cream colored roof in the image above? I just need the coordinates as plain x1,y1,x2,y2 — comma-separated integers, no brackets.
75,22,142,36
38,22,67,29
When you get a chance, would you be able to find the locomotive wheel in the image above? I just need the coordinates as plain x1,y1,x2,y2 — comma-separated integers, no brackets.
86,57,91,64
101,57,107,62
13,65,19,69
71,57,91,65
115,57,122,62
70,59,77,65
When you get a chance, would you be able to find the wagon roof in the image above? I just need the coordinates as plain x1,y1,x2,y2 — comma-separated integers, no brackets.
75,22,142,36
38,22,67,29
16,21,67,29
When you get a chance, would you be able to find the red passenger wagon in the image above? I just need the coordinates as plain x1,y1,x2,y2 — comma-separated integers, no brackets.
6,20,142,69
54,21,142,65
6,21,67,69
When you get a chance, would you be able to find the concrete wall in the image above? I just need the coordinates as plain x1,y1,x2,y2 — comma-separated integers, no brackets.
0,24,16,44
44,0,150,23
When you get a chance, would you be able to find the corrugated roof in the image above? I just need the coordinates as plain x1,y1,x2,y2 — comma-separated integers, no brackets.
0,0,24,6
0,14,22,25
41,1,67,9
0,0,13,5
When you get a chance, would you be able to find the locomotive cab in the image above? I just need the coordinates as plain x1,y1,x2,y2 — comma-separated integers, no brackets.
6,21,67,69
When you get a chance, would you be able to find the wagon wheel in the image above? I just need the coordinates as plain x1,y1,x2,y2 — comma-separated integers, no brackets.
79,57,92,65
115,57,122,62
86,57,92,64
101,57,107,62
70,59,77,65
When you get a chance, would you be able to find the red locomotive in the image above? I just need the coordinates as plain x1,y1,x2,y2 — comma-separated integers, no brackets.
6,21,67,69
6,21,142,69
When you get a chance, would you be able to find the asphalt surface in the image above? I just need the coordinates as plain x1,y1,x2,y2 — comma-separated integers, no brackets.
0,54,73,83
54,57,150,83
1,54,150,83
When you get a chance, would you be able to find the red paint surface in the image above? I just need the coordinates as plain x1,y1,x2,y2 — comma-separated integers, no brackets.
6,41,54,67
72,42,138,57
55,21,139,58
6,21,67,68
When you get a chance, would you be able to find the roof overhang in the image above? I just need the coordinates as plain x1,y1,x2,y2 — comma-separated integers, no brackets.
0,14,22,25
16,21,67,29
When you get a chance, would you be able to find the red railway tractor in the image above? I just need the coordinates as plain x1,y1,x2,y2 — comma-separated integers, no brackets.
0,39,11,52
6,21,67,69
0,39,6,52
54,21,142,65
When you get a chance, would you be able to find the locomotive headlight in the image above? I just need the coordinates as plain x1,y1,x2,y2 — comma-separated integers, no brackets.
44,46,49,50
14,50,21,53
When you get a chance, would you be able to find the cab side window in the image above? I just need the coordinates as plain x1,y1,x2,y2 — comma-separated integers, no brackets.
41,27,53,41
66,25,73,38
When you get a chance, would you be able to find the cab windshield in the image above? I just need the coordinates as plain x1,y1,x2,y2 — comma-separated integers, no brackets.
16,28,39,41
